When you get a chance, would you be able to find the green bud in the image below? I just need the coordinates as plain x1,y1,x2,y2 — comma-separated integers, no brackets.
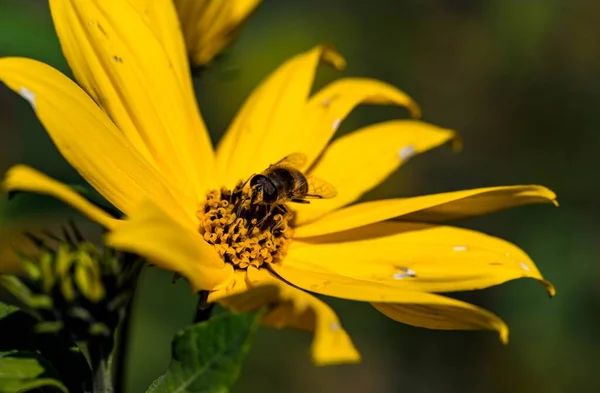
1,224,142,344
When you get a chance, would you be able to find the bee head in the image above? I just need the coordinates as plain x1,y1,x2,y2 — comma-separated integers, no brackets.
250,175,278,204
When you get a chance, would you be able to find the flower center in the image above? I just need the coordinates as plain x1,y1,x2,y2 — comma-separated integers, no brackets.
198,182,294,269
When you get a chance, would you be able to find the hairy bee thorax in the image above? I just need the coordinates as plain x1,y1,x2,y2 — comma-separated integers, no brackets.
197,182,294,269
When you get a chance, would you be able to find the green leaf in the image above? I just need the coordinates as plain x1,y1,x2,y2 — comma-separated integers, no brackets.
0,351,68,393
147,311,262,393
0,302,18,319
0,378,68,393
0,301,92,392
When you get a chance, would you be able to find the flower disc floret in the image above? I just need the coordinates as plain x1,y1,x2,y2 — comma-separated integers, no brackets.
198,183,294,269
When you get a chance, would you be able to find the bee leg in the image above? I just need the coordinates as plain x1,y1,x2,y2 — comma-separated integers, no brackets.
262,204,275,227
291,198,310,204
275,204,288,215
272,204,288,218
235,197,247,219
272,204,289,231
253,204,273,231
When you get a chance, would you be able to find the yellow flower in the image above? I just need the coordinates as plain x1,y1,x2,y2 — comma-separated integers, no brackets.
0,0,556,365
172,0,262,67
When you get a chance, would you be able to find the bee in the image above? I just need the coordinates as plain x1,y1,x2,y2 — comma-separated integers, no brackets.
236,153,337,226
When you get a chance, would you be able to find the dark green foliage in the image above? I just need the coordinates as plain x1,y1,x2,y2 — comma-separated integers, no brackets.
0,301,91,393
2,229,141,348
0,227,142,393
147,311,262,393
0,351,68,393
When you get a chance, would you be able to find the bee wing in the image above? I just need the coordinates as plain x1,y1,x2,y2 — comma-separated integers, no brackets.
303,175,337,199
272,152,307,170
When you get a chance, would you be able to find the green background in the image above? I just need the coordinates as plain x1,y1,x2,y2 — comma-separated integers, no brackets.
0,0,597,392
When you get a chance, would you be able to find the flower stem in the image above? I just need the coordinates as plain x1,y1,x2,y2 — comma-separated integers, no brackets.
114,257,143,393
89,340,113,393
193,290,214,323
113,290,136,393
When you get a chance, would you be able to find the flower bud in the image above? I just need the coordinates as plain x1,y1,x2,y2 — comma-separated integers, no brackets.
1,224,141,343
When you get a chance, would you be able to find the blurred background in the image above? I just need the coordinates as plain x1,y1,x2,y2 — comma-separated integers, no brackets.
0,0,598,392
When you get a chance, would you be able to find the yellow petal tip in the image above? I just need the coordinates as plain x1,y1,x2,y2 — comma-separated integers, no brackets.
542,279,556,297
312,350,361,366
450,133,463,152
1,164,25,191
537,187,558,206
319,44,347,71
408,101,422,119
499,326,510,345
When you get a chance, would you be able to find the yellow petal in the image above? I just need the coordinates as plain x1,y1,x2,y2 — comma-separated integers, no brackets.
2,166,120,229
372,301,508,343
207,270,251,303
400,187,559,222
216,45,346,187
125,0,192,92
271,260,509,342
295,185,557,237
0,58,191,221
49,0,215,197
293,120,457,225
174,0,262,66
213,267,361,365
284,221,554,295
299,79,422,168
105,200,234,292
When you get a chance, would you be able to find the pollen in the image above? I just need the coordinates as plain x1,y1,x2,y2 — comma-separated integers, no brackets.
198,183,294,269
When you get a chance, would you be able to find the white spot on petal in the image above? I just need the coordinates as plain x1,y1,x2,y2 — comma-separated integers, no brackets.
332,118,341,131
453,245,468,251
19,86,36,110
322,97,332,107
519,262,531,271
399,145,416,160
393,266,417,280
330,322,340,332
